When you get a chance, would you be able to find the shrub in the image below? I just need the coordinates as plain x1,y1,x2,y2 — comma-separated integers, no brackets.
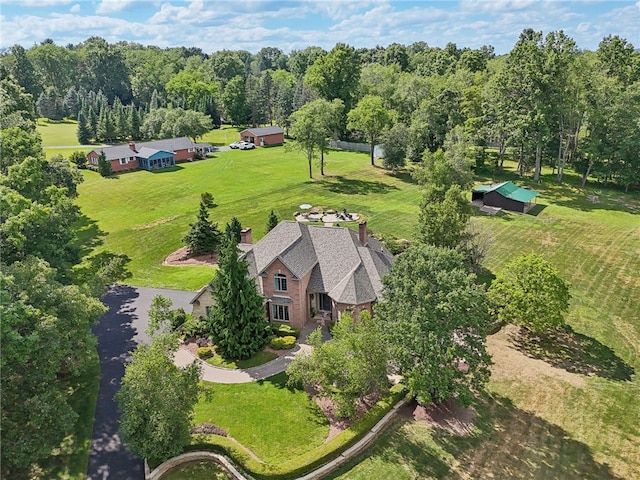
273,324,301,339
197,346,213,359
270,335,296,350
171,308,188,331
181,315,207,338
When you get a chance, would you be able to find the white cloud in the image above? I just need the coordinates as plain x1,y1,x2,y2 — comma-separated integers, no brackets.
70,4,80,13
96,0,137,15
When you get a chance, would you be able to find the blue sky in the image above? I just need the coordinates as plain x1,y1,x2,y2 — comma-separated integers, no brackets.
0,1,638,54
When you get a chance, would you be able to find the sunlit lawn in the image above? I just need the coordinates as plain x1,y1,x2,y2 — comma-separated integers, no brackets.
194,372,329,464
75,145,421,290
73,144,640,478
329,163,640,480
159,460,230,480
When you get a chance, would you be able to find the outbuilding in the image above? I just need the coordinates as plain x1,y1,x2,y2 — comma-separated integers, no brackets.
240,126,285,146
472,181,538,213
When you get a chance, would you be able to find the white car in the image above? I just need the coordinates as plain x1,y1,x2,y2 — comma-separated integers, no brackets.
239,141,255,150
229,141,243,149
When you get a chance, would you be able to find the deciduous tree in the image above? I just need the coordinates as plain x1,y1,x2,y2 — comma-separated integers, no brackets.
117,332,201,462
376,245,491,406
287,311,389,418
488,253,571,332
347,95,392,166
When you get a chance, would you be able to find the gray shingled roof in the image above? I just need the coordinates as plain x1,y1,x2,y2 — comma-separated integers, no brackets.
89,137,209,161
244,221,394,306
241,126,284,136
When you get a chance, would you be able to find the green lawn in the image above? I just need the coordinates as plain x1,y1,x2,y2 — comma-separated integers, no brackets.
75,146,421,290
37,118,81,146
193,372,329,464
199,124,244,146
73,145,640,478
327,165,640,479
159,460,230,480
206,350,278,369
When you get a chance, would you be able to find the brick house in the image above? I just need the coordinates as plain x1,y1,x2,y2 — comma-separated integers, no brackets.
192,221,394,328
239,126,285,146
86,137,213,172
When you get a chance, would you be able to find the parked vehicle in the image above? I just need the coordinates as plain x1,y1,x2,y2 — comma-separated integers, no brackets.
239,142,255,150
229,141,243,149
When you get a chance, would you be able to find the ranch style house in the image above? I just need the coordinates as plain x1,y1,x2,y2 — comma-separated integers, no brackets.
86,137,213,173
239,126,285,146
191,221,395,328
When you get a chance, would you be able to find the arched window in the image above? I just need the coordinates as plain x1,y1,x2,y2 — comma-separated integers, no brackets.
274,273,287,291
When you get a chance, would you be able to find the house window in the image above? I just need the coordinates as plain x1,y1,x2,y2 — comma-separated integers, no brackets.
119,158,127,165
272,304,290,322
319,293,332,312
274,273,287,291
129,156,134,161
188,147,195,152
205,306,212,317
91,158,98,165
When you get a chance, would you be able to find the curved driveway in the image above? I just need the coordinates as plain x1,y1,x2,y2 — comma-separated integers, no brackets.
87,285,196,480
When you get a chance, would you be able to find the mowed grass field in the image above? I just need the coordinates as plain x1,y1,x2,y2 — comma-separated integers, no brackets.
75,146,421,290
73,140,640,478
329,170,640,479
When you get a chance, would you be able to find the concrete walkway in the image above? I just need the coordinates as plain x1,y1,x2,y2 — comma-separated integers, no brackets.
174,322,330,383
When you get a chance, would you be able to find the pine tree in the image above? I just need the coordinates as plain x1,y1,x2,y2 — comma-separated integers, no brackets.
97,151,112,177
76,110,92,144
97,106,116,143
182,200,221,256
266,210,278,232
209,225,271,359
150,89,160,111
228,217,242,244
87,106,98,138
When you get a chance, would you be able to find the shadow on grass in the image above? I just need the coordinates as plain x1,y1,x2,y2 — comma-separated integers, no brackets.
149,166,184,174
511,327,635,382
329,394,624,479
390,169,419,185
320,175,399,195
74,213,106,257
258,371,298,393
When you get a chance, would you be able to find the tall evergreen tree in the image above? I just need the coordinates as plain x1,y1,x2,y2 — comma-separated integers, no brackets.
182,200,221,256
209,225,271,359
266,210,278,232
228,216,242,244
76,109,92,144
97,151,112,177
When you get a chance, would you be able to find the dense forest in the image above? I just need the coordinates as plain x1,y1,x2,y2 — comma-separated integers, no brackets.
1,31,638,190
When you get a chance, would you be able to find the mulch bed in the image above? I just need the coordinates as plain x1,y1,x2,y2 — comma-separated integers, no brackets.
164,246,218,267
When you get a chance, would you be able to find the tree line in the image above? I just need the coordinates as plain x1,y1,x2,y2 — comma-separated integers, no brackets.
2,32,638,189
0,74,130,478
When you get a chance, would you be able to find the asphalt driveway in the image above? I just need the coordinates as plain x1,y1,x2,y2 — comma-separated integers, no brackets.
86,285,196,480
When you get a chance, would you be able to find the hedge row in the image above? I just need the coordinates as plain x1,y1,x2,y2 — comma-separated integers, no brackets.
186,383,407,480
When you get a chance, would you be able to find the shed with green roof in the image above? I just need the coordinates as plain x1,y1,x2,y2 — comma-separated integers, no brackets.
472,181,538,213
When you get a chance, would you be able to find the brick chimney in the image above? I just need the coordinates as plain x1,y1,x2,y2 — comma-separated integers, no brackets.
240,227,253,244
128,142,136,151
358,221,367,246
